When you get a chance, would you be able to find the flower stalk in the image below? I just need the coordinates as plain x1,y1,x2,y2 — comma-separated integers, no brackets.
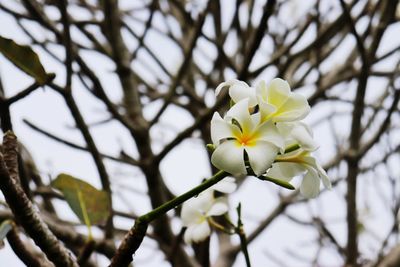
110,170,229,267
236,203,251,267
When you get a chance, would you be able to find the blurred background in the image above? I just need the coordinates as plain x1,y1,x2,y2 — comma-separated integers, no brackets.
0,0,400,266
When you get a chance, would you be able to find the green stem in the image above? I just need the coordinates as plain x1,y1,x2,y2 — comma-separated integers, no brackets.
110,170,229,267
236,203,251,267
142,170,229,222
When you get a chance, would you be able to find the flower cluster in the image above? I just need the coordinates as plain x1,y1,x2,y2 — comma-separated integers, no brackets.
181,78,331,245
211,78,331,198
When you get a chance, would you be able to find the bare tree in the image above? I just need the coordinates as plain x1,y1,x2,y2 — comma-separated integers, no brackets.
0,0,399,266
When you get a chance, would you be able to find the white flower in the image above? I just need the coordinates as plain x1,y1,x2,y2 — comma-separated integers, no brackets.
215,79,257,107
266,149,331,198
210,99,284,176
211,78,328,197
181,189,228,244
256,78,310,123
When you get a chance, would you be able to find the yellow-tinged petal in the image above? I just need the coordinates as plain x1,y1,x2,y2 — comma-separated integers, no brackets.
265,78,291,107
256,78,310,123
258,98,276,122
273,93,310,122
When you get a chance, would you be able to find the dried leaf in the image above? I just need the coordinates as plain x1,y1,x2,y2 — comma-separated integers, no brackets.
0,36,49,85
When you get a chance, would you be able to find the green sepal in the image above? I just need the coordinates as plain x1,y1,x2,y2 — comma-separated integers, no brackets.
257,175,295,190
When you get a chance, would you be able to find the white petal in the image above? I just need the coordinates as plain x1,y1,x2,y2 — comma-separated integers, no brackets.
181,201,204,226
256,80,268,100
181,191,214,226
303,155,329,187
215,82,227,96
266,162,306,181
215,79,249,96
256,121,285,150
193,190,214,212
226,99,254,134
211,140,246,175
316,164,331,189
207,201,228,216
211,112,237,145
184,225,195,244
211,177,237,193
266,78,290,108
245,141,279,176
191,221,211,243
258,99,276,123
300,168,320,198
274,93,310,122
181,206,201,226
215,80,230,96
229,83,257,107
278,122,318,151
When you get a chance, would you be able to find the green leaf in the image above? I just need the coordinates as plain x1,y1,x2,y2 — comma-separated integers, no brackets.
206,143,215,152
0,220,13,241
0,36,49,85
257,176,296,190
357,221,365,234
51,174,111,231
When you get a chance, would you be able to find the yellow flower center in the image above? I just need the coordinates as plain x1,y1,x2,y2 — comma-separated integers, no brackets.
236,133,256,147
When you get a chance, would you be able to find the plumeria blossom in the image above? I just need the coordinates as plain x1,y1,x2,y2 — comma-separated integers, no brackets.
266,149,331,198
215,78,310,124
210,77,330,199
181,178,237,244
211,98,284,176
256,78,310,123
181,189,229,244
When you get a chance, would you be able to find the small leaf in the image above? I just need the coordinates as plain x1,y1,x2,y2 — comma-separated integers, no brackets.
51,174,110,229
357,221,365,234
257,176,296,190
0,220,13,241
0,36,49,85
206,143,215,152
